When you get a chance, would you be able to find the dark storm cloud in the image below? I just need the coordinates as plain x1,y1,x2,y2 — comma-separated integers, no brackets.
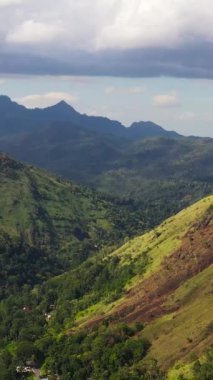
0,42,213,78
0,1,213,78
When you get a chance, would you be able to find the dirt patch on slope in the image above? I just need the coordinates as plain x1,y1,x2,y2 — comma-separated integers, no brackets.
112,213,213,324
84,211,213,331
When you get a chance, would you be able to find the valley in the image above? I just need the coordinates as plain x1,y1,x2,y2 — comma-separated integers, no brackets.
0,97,212,379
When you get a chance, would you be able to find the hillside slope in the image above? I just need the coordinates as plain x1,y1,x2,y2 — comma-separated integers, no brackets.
0,196,212,379
0,152,149,296
31,195,212,379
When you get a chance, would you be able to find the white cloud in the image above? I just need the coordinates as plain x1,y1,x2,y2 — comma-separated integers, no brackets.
2,1,213,50
7,20,63,44
95,0,213,49
153,91,180,108
105,86,145,95
15,92,78,108
0,0,23,6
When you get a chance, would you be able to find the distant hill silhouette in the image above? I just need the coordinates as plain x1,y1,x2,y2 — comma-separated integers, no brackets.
0,95,212,207
0,95,180,140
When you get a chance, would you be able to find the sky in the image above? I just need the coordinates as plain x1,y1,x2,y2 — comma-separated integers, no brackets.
0,0,213,137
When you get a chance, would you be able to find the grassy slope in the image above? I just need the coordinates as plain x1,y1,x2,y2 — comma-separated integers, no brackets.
63,195,213,375
74,196,212,326
144,265,213,368
111,195,212,277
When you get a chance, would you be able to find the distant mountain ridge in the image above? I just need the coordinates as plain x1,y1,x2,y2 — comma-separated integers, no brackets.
0,95,180,140
129,120,180,139
0,95,212,212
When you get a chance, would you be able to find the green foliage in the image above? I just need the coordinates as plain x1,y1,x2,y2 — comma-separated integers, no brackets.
43,323,159,380
0,153,212,379
0,154,152,297
192,349,213,380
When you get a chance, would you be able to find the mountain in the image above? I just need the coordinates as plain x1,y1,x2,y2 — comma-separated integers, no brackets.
0,96,212,238
128,120,180,139
92,136,213,198
1,195,212,379
0,96,212,379
31,195,213,378
0,152,155,298
0,95,180,140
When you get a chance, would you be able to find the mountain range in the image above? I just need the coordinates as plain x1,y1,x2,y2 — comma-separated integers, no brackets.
0,96,212,215
0,95,180,140
0,95,212,379
0,153,212,379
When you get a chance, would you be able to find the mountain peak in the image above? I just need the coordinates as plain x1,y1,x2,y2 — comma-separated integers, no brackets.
129,120,181,139
0,95,26,113
54,100,76,111
0,95,12,104
0,95,14,109
43,100,79,117
56,100,69,107
131,121,165,130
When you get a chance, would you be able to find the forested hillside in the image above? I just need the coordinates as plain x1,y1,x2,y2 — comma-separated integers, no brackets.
0,152,154,298
0,193,212,379
0,96,212,380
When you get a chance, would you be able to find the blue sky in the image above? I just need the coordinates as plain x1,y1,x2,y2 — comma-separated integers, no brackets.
1,75,212,137
0,0,213,137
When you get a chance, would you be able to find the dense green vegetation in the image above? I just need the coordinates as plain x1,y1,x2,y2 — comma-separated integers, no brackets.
0,94,212,380
0,153,154,297
192,349,213,380
43,323,164,380
2,151,209,299
0,190,212,379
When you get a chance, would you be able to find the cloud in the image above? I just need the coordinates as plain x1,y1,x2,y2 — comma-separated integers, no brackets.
1,43,213,78
15,92,78,108
0,1,213,77
0,0,23,6
105,86,145,95
153,91,180,108
2,1,213,49
7,20,63,44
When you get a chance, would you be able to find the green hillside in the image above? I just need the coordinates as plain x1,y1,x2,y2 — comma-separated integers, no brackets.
41,196,213,379
1,195,211,379
0,152,149,296
0,153,212,379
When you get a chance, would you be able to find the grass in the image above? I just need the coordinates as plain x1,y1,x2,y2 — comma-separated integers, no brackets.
111,195,213,287
68,195,213,334
142,264,213,369
68,195,213,374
